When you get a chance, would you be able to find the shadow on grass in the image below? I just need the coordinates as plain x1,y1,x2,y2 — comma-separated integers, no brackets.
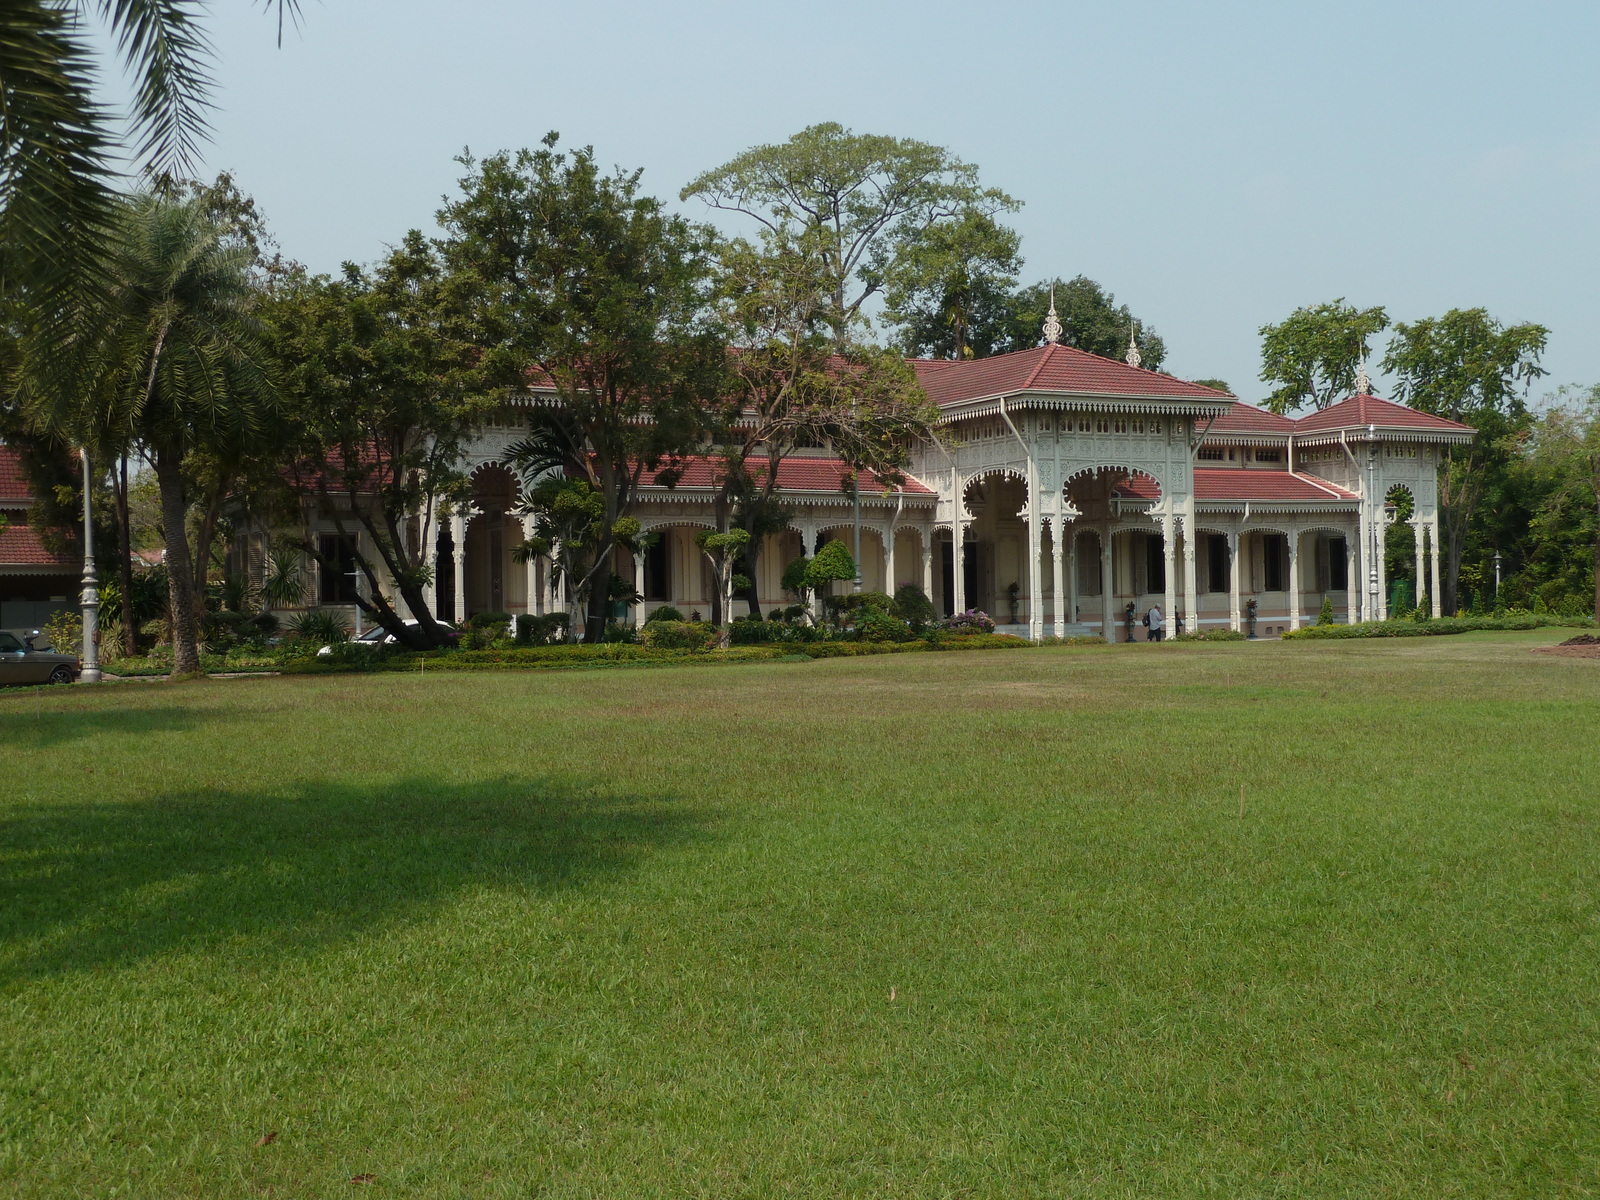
0,776,710,982
3,704,213,749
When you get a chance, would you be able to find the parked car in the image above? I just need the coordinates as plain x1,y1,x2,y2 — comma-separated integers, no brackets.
0,628,78,685
316,619,456,657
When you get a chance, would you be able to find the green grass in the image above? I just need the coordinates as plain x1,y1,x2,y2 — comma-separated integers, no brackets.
2,630,1598,1198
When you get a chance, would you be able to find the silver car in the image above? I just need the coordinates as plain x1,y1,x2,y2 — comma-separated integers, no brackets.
0,628,79,685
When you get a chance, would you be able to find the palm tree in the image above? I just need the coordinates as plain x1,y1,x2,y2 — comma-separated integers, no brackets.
2,2,295,384
86,191,277,677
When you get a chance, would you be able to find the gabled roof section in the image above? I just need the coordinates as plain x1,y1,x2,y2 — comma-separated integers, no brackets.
636,455,934,496
1194,468,1358,503
1207,402,1295,436
1293,393,1475,438
0,522,74,570
909,344,1236,407
0,448,36,505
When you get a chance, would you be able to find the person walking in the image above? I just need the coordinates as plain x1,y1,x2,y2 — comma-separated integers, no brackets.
1146,603,1164,642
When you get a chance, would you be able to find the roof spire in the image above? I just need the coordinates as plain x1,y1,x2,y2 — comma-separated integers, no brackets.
1042,285,1062,345
1354,357,1371,396
1125,320,1142,369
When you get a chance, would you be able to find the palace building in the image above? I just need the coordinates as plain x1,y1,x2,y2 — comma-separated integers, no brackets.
245,317,1476,642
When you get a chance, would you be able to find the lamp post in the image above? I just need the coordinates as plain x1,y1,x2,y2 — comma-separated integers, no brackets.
1493,550,1502,598
851,474,863,593
78,448,101,682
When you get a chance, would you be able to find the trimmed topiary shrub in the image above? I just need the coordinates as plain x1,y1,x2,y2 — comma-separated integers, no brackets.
639,620,721,651
645,605,684,623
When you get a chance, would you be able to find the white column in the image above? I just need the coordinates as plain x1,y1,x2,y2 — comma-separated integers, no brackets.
420,521,438,621
921,534,934,601
1288,529,1302,630
1100,526,1114,639
633,547,646,622
1068,530,1079,626
1376,519,1389,621
450,510,467,624
1051,520,1065,638
1026,481,1043,641
524,516,539,617
1161,514,1177,640
1429,518,1443,617
1412,520,1425,614
885,527,897,596
1346,539,1358,624
952,516,966,615
1228,529,1241,631
1182,517,1198,635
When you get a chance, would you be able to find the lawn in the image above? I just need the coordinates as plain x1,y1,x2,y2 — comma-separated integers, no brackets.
2,630,1597,1198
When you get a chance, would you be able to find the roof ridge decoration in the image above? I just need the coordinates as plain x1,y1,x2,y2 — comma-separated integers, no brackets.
1354,357,1371,396
1125,320,1141,370
1042,285,1062,346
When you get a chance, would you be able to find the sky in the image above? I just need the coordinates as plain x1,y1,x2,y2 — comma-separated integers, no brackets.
105,0,1600,405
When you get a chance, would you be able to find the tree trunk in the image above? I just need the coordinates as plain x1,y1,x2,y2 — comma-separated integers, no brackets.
585,559,611,643
154,448,202,677
115,456,137,657
739,545,762,618
192,488,225,615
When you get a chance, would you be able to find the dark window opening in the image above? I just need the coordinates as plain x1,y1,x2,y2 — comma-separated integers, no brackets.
644,537,670,601
1145,533,1165,594
1255,448,1283,463
1207,534,1228,593
1329,536,1348,591
319,534,358,604
1263,534,1285,592
1198,446,1224,461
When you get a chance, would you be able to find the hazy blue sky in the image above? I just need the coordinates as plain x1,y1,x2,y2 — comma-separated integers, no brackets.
135,1,1600,404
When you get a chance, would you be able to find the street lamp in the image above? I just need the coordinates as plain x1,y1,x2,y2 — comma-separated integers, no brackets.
1493,550,1502,598
1365,426,1380,622
78,448,101,683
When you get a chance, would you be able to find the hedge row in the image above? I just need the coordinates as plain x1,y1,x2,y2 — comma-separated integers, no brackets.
1282,613,1596,640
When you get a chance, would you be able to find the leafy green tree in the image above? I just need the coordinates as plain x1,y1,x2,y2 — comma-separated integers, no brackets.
709,236,943,618
683,123,1018,344
1259,299,1390,413
804,539,857,613
1192,378,1231,394
515,475,648,642
268,233,484,649
694,527,752,632
1515,386,1599,620
1381,308,1548,610
883,209,1021,359
980,276,1167,367
442,135,725,642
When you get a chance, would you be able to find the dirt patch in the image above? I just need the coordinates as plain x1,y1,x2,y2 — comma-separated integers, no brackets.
1558,633,1599,646
1533,642,1600,659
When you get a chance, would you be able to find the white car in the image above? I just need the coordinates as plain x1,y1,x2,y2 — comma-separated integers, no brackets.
316,618,449,656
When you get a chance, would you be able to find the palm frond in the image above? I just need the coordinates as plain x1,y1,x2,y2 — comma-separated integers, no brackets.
94,0,214,179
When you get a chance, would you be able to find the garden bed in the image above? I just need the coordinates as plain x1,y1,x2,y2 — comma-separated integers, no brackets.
1282,613,1595,640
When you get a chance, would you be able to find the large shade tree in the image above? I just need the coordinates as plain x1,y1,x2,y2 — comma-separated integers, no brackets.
1381,308,1548,611
1259,299,1390,414
682,123,1017,345
267,233,485,649
441,135,726,641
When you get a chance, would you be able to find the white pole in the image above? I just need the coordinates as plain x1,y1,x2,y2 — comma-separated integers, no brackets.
78,448,101,682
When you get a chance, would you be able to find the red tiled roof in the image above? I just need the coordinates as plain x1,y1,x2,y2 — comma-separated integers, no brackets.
1208,402,1295,435
1110,468,1358,504
0,522,76,569
637,455,934,496
0,448,36,504
1293,393,1475,436
909,344,1235,406
1195,469,1357,502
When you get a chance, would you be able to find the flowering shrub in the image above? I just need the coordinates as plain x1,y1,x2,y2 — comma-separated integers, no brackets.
940,609,996,635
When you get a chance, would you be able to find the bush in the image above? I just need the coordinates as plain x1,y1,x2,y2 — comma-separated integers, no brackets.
728,620,827,646
249,612,280,639
940,609,996,635
465,610,511,630
853,609,916,643
1318,596,1335,626
40,610,80,656
639,620,721,651
515,612,569,646
1172,628,1249,642
601,622,638,644
1282,613,1595,640
890,584,936,631
645,605,684,623
286,609,350,644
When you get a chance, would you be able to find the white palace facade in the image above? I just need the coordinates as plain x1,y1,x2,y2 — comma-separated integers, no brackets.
263,337,1475,642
